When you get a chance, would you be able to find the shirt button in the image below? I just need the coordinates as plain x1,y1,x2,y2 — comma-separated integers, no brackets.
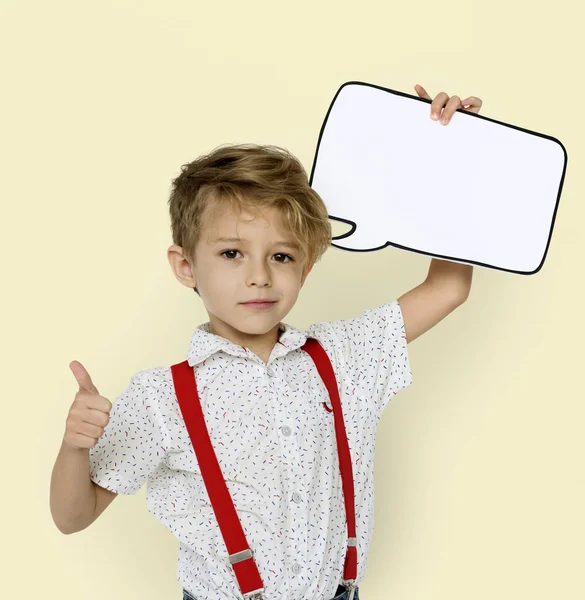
292,492,302,504
281,425,292,436
292,563,302,575
266,366,275,377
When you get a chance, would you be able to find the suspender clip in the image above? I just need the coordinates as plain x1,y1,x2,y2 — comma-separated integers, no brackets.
242,588,265,599
229,548,254,564
342,579,357,600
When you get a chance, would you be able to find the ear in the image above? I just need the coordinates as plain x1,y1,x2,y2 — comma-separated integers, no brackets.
300,263,314,287
167,244,197,289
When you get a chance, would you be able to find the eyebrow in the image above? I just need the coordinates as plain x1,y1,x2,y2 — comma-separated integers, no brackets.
211,236,300,250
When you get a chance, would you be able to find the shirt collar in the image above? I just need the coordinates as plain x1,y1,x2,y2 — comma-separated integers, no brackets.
186,320,309,367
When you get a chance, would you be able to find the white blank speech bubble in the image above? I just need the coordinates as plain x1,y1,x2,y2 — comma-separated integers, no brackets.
308,82,567,275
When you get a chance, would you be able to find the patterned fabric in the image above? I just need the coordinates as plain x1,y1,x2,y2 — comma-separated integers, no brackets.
89,300,411,600
183,584,360,599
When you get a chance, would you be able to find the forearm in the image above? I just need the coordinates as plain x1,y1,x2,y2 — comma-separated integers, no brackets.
50,439,97,534
425,257,473,299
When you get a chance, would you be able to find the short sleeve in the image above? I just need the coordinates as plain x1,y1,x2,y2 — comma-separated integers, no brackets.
89,370,170,495
324,299,413,418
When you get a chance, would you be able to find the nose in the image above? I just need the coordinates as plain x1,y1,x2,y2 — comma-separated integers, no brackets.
246,258,272,287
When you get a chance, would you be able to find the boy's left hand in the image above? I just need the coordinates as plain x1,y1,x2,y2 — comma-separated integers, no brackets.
414,84,483,125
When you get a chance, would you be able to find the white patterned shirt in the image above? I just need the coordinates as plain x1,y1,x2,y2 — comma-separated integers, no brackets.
89,299,413,600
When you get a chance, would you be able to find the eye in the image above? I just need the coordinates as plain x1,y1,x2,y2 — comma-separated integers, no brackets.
220,250,294,263
220,249,242,260
274,253,294,263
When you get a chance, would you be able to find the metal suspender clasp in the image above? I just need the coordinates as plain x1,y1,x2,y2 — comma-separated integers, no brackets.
229,549,265,599
229,548,254,564
342,537,358,600
341,580,357,600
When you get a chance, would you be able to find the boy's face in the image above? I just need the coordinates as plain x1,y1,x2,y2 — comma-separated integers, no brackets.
168,201,313,349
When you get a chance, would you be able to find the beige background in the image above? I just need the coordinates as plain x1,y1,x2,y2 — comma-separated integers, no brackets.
1,0,582,598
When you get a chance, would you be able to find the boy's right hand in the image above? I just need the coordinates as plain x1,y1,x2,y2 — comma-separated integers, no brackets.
64,360,113,451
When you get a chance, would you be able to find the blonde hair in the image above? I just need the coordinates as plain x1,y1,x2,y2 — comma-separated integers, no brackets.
168,143,332,294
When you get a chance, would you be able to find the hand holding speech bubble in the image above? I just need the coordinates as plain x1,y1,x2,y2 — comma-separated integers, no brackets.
309,81,567,274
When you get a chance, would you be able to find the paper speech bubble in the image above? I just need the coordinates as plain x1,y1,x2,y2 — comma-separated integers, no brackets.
309,81,567,275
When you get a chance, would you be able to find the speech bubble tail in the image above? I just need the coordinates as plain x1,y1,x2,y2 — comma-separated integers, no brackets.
329,217,385,251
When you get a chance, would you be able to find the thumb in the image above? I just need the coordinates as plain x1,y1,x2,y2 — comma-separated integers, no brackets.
69,360,100,395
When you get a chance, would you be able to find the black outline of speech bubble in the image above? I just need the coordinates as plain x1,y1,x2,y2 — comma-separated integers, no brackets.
308,81,568,275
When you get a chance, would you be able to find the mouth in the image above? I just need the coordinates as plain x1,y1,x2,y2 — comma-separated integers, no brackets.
240,300,277,310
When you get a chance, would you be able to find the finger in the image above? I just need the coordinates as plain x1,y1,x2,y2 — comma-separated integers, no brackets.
79,404,111,428
440,95,462,125
68,432,99,449
69,360,99,395
83,396,113,417
78,419,106,438
414,84,432,100
430,91,450,121
459,96,483,114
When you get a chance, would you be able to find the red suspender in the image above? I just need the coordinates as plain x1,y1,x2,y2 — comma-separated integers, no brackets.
170,359,265,598
302,338,358,588
170,338,357,599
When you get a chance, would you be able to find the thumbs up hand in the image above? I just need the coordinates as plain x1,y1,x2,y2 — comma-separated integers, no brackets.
64,361,113,450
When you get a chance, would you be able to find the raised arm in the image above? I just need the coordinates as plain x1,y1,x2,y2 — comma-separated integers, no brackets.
398,258,472,344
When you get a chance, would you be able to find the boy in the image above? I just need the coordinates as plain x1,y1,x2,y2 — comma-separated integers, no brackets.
50,85,482,600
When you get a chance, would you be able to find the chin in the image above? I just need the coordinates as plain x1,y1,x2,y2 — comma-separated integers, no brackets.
228,312,282,330
235,320,280,334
